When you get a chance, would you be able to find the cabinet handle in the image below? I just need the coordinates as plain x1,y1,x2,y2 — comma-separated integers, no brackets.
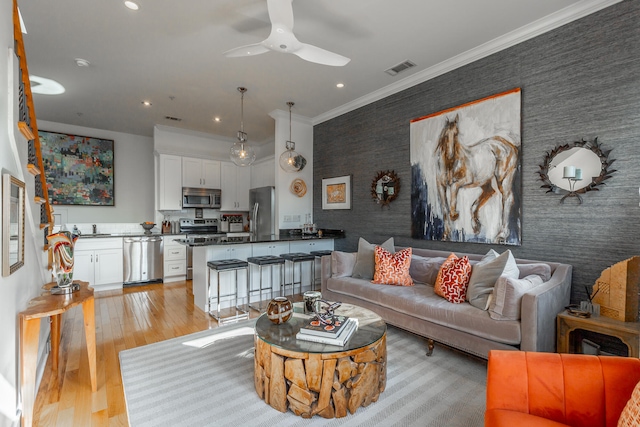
171,251,179,255
172,266,179,270
91,254,93,263
96,254,99,262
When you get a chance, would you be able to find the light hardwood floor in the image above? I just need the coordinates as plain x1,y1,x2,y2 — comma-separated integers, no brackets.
31,280,263,426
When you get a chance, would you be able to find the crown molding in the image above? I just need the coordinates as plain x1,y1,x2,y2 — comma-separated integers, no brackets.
312,0,623,126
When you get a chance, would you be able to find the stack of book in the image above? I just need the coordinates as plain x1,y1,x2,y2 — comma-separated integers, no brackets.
296,315,358,346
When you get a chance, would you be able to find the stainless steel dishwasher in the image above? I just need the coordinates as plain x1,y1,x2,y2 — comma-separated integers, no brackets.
123,236,163,285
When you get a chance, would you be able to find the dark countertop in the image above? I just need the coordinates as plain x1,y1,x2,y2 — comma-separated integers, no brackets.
175,233,341,247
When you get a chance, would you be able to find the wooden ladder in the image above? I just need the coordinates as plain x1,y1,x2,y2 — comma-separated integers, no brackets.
13,0,54,249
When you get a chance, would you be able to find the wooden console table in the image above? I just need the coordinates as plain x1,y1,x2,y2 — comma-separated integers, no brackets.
19,281,96,427
557,310,640,357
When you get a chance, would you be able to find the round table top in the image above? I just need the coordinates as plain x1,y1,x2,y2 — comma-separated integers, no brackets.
255,302,386,354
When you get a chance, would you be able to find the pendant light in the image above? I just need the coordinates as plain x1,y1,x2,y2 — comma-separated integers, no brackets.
279,101,306,173
230,87,256,167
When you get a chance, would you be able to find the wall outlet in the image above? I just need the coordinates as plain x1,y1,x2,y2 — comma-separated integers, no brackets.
284,215,292,222
292,215,301,222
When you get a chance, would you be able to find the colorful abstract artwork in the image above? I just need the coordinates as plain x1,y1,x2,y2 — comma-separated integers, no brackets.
39,130,114,206
322,175,351,210
410,88,522,245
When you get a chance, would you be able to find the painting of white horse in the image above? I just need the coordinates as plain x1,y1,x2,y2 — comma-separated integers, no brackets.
410,88,521,245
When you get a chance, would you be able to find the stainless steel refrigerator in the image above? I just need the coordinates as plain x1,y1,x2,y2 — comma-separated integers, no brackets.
249,186,276,238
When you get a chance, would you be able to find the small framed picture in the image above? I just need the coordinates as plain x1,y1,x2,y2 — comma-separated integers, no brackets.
322,175,351,210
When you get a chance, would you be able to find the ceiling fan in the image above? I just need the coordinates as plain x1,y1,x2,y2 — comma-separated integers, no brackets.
224,0,350,67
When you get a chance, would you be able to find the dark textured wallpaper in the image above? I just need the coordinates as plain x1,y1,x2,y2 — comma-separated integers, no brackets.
313,1,640,304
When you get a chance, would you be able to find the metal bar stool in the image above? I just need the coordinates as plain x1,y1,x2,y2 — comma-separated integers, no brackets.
280,252,317,296
310,250,333,289
246,255,285,311
207,259,249,324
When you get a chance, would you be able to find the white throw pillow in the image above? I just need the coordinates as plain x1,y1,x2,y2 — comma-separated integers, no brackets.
467,250,519,310
489,274,544,320
331,251,357,278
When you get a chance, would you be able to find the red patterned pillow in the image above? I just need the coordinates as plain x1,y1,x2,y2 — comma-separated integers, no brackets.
434,253,458,297
440,256,472,303
372,246,414,286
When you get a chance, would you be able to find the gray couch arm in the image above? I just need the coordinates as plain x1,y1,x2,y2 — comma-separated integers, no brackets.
321,255,332,293
520,264,572,352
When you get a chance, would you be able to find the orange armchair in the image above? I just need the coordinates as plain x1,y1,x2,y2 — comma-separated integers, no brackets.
485,350,640,427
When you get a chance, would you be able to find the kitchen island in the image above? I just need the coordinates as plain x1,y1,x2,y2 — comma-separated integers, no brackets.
179,234,339,315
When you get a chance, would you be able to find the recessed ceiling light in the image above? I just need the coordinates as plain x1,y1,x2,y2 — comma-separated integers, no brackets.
29,75,65,95
213,117,221,122
141,101,152,106
336,83,345,88
75,58,90,67
124,1,139,11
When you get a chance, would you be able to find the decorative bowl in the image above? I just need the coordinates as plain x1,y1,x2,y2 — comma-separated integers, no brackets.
140,222,155,232
266,297,293,324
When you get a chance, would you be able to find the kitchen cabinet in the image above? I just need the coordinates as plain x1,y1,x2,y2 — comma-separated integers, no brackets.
250,158,275,188
163,235,186,282
220,161,250,211
158,154,182,210
74,238,124,290
182,157,221,189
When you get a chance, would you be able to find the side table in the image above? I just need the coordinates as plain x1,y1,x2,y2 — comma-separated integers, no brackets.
557,310,640,357
19,280,96,427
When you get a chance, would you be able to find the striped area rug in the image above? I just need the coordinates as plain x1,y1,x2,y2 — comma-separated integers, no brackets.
119,320,487,427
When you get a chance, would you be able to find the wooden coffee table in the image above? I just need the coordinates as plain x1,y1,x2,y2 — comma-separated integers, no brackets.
254,303,387,418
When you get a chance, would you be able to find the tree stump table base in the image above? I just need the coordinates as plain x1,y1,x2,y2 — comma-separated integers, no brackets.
254,334,387,418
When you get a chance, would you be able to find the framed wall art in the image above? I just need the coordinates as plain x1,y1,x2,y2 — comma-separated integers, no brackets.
410,88,522,245
322,175,351,210
2,173,25,276
39,130,114,206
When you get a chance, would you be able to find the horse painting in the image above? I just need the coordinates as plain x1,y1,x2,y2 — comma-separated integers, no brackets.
435,114,519,243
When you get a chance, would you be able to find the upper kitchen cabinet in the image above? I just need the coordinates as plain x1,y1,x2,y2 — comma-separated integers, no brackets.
158,153,182,210
221,161,250,211
183,157,221,189
250,158,275,189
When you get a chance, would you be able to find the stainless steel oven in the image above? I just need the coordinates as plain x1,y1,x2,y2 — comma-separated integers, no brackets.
182,187,221,209
179,218,223,279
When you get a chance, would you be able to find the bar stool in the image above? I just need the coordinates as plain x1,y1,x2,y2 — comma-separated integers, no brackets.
246,255,285,311
280,252,317,296
310,250,332,289
206,259,249,324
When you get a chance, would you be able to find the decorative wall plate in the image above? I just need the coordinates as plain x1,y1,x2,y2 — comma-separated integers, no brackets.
290,178,307,197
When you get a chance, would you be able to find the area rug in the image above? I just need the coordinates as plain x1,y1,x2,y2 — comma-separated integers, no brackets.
120,320,487,427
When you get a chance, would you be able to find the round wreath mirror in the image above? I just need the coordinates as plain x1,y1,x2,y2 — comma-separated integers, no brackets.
537,137,615,204
371,170,400,208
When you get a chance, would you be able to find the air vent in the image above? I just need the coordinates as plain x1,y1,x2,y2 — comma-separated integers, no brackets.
384,60,416,76
165,116,182,122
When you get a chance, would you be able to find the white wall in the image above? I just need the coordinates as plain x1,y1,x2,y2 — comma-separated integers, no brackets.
270,109,313,230
1,3,51,424
37,121,154,224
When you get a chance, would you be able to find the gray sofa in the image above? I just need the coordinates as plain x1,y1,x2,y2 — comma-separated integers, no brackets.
320,246,572,359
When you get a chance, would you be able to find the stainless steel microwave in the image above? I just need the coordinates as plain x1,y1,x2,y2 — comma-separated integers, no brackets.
182,187,221,209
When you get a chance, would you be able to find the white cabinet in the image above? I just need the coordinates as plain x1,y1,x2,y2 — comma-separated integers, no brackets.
221,162,250,211
74,238,124,290
182,157,221,189
158,154,182,210
163,235,186,282
250,158,275,189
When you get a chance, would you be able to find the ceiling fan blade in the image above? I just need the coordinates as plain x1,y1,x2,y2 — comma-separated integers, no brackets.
267,0,294,30
294,43,350,67
224,43,270,58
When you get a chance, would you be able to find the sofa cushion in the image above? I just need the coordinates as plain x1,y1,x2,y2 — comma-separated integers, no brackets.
410,255,446,285
434,253,458,297
326,277,521,345
351,237,395,280
441,256,472,303
517,263,552,282
489,274,544,320
467,250,519,310
372,246,413,286
331,251,357,278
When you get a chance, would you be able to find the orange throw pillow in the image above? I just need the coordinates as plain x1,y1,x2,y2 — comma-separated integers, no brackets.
440,256,472,303
372,246,414,286
434,253,458,297
619,380,640,426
